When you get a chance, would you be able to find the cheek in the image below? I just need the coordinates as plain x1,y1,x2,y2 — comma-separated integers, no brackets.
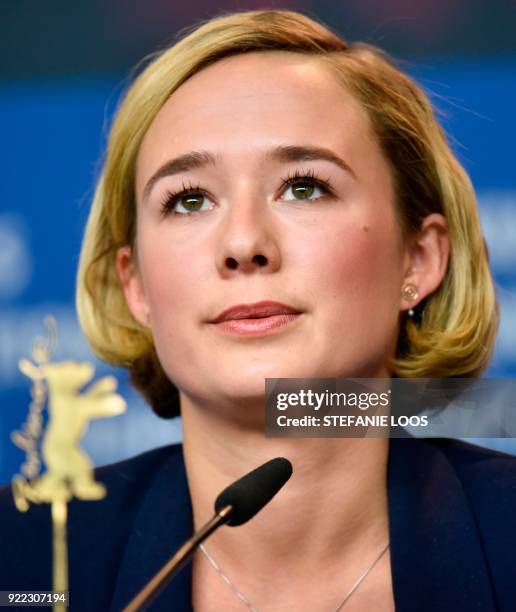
301,216,404,372
137,231,203,329
136,232,209,385
298,219,403,305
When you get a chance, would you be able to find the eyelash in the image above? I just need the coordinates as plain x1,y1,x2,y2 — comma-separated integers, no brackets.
159,168,334,217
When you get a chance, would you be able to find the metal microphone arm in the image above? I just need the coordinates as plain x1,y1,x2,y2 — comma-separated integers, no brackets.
122,505,233,612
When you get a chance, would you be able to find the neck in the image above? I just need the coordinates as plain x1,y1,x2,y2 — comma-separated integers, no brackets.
181,393,391,598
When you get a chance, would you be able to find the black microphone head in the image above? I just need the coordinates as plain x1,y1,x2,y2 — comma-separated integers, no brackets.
214,457,292,526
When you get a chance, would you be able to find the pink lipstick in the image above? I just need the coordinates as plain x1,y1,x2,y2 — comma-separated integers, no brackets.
208,301,302,337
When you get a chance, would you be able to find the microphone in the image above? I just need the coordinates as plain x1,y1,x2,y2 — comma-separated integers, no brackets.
215,456,293,525
123,457,293,612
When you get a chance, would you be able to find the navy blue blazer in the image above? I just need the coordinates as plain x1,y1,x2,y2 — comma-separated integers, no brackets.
1,437,516,611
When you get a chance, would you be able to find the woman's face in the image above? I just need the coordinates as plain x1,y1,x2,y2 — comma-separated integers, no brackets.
121,51,414,409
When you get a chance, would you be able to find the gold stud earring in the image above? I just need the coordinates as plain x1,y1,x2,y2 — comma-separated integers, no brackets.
402,283,418,317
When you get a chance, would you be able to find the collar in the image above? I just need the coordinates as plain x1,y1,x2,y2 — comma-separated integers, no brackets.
110,438,497,611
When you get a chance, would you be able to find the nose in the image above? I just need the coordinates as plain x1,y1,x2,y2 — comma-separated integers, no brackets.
215,195,281,277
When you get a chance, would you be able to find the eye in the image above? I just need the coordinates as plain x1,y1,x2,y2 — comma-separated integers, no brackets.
160,181,215,216
280,169,333,202
282,181,323,201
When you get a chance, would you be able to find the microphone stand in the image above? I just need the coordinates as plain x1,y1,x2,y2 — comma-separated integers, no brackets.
121,455,292,611
122,505,233,612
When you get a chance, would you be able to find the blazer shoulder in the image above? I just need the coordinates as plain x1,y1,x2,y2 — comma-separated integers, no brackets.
426,439,516,608
428,437,516,478
425,437,516,525
94,442,183,487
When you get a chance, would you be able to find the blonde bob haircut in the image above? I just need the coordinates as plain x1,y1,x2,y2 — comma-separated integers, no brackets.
77,9,498,418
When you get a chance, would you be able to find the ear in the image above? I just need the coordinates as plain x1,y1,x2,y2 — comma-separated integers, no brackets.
400,213,450,312
116,245,150,328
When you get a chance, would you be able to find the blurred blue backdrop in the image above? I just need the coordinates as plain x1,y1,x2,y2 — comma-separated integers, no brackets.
1,1,515,484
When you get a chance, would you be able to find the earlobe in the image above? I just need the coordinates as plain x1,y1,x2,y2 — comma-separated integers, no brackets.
400,213,450,313
115,245,151,328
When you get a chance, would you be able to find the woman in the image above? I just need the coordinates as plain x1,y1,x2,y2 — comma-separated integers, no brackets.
1,9,515,612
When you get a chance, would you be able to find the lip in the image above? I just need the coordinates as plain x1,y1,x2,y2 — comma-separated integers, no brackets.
208,301,303,337
210,300,301,323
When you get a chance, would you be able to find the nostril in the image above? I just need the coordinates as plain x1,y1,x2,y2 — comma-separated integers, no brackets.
253,254,267,266
225,255,268,269
225,257,238,270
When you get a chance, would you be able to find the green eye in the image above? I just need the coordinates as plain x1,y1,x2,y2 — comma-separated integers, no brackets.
291,182,315,200
160,189,213,216
181,194,205,211
280,169,332,203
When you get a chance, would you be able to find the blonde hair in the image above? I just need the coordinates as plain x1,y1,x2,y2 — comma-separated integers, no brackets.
77,9,498,417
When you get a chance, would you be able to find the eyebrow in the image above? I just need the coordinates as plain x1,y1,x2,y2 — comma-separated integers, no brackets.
141,144,355,202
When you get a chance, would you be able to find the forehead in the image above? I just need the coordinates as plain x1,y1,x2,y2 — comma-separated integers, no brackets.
136,51,380,192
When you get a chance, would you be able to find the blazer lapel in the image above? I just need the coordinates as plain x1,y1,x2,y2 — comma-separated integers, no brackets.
387,437,497,611
109,447,194,612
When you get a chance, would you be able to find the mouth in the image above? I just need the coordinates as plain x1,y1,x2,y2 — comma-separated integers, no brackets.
208,301,303,337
